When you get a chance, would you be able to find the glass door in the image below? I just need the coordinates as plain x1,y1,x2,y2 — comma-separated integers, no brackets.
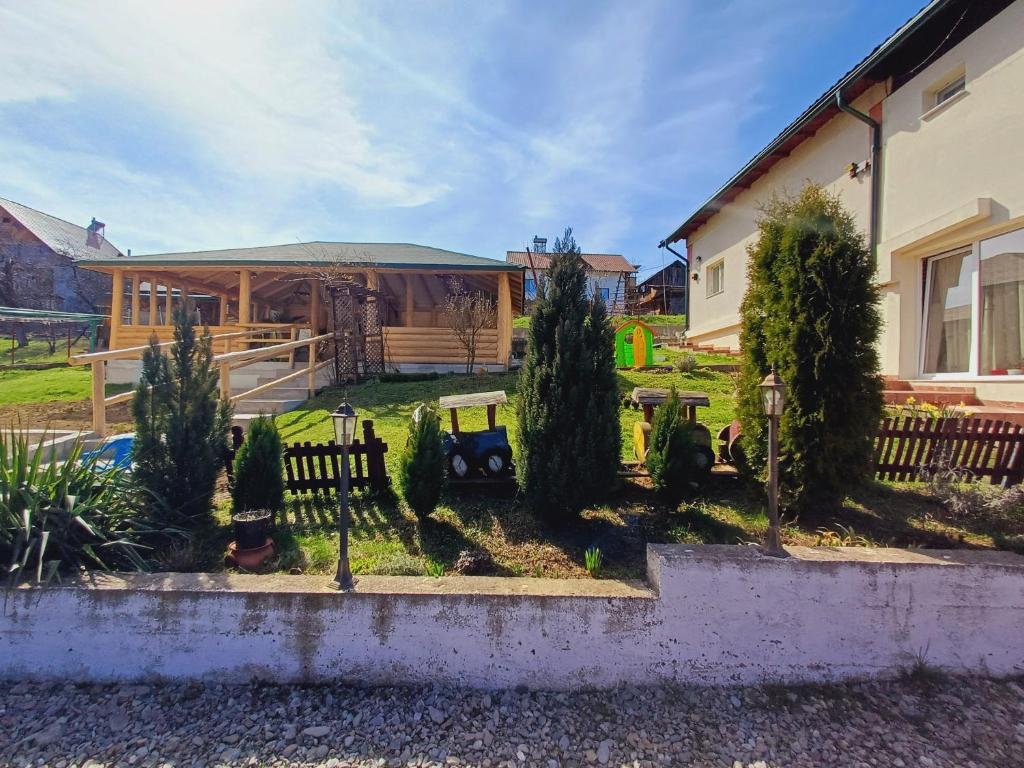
921,248,977,376
980,228,1024,375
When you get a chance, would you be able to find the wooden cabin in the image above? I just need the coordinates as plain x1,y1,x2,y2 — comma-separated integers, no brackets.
79,242,524,371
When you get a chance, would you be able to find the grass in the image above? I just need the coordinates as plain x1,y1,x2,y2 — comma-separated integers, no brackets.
513,313,687,329
0,367,129,405
0,336,91,367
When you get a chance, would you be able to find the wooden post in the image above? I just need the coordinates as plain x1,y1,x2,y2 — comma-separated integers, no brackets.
219,294,228,326
91,360,106,437
109,268,124,349
496,272,512,367
307,343,317,397
487,404,497,431
148,275,158,326
239,270,251,324
165,280,174,325
309,279,320,334
219,362,231,401
404,274,414,326
130,273,141,326
365,271,379,291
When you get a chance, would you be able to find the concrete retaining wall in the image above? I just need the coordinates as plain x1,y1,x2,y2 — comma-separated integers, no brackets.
2,546,1022,688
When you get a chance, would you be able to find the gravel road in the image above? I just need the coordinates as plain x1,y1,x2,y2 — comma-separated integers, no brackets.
2,676,1022,767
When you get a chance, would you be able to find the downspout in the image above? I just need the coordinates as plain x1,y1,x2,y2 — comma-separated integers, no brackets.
835,90,881,265
658,241,688,331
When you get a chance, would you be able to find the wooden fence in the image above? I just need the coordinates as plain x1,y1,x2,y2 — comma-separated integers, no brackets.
283,420,389,495
875,416,1024,486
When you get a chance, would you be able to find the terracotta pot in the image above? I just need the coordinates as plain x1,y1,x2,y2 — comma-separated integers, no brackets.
225,538,275,570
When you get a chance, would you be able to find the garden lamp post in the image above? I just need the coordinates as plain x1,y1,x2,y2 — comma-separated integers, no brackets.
759,366,788,558
330,401,359,591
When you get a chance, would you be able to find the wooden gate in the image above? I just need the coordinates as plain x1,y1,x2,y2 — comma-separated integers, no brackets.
874,416,1024,486
283,419,389,495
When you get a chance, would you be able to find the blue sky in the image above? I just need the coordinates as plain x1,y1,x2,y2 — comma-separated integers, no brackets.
0,0,922,275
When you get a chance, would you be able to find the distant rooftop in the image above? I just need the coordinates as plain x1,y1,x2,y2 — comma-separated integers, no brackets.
506,251,636,273
0,196,123,260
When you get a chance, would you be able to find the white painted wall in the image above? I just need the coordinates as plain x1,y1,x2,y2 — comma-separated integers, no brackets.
2,545,1022,688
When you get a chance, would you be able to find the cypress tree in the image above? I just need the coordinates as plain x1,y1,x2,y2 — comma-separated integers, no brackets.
737,184,883,516
132,304,232,523
231,414,285,516
516,228,621,521
398,403,447,520
646,386,697,503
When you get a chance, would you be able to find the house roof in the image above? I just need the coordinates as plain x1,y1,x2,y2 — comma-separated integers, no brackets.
0,197,123,260
81,241,523,272
661,0,1014,245
637,258,686,288
506,251,636,273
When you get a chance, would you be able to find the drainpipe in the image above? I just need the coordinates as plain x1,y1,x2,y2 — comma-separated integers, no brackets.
835,90,881,265
658,241,688,332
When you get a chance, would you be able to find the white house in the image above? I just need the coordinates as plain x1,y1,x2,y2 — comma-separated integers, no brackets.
661,0,1024,414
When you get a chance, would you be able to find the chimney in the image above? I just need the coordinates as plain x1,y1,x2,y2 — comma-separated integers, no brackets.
86,217,106,249
532,236,547,253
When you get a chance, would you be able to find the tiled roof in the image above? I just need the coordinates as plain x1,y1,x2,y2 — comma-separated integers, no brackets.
0,197,123,260
506,251,636,273
84,241,522,272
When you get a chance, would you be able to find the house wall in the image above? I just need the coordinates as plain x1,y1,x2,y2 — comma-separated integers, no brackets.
0,214,108,313
877,0,1024,396
685,86,880,350
2,545,1022,688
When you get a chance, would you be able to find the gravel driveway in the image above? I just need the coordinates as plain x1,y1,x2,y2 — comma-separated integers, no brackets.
1,676,1021,767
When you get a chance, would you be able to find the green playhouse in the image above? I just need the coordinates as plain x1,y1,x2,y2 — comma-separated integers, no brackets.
614,318,655,369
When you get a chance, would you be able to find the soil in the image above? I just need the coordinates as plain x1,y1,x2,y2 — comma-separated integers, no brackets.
0,398,133,433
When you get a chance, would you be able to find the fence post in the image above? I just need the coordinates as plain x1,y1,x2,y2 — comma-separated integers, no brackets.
307,340,316,397
90,360,106,437
219,362,231,401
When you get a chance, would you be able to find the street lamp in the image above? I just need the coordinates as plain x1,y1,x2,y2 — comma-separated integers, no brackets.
330,401,359,591
759,366,788,557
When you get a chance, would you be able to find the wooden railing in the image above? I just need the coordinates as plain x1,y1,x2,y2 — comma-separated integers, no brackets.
875,416,1024,486
69,326,329,436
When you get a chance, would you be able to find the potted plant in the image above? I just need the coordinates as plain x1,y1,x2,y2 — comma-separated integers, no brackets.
226,509,275,569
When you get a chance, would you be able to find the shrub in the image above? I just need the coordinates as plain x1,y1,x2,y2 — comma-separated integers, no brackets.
0,429,177,583
517,227,621,521
737,184,883,516
132,304,232,524
674,353,699,373
398,403,447,519
645,386,697,502
231,415,285,516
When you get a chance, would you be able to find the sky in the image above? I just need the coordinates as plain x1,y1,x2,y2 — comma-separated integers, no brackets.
0,0,923,276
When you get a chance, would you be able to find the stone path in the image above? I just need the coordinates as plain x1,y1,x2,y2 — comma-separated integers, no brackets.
1,676,1022,767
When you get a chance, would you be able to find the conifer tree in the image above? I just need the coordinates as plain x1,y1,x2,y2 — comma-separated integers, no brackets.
516,228,621,521
232,414,285,516
132,304,232,523
646,386,696,503
398,403,446,519
737,184,882,515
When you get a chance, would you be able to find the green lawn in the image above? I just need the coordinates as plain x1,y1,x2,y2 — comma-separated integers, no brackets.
0,367,128,405
514,313,687,329
0,336,91,367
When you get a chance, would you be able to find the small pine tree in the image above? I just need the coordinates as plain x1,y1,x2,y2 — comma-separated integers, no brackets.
737,184,883,516
646,387,697,503
516,228,621,521
398,403,447,519
132,304,232,523
231,415,285,516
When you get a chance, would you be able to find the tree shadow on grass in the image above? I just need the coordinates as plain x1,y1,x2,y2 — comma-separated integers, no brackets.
415,516,477,568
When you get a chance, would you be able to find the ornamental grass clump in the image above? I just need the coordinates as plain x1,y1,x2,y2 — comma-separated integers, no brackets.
737,184,883,516
645,386,697,503
398,403,446,520
132,304,232,525
0,428,178,584
231,415,285,516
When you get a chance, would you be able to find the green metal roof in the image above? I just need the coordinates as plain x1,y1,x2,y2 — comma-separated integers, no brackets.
0,306,106,324
81,241,524,272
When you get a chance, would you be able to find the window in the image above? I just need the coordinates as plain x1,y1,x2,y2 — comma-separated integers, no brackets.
524,277,536,298
706,261,724,297
935,75,965,106
980,229,1024,374
600,287,610,301
920,228,1024,376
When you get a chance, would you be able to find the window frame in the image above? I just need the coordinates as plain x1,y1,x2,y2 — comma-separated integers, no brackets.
935,75,966,106
705,260,725,298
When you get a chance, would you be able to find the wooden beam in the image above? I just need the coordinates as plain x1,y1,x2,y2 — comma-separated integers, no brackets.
309,279,320,335
164,279,174,324
130,274,141,327
148,274,158,326
496,271,512,367
91,360,106,437
404,274,414,326
109,268,124,349
219,294,228,325
238,270,251,324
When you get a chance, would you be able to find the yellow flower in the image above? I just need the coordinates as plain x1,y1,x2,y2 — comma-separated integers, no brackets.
905,396,916,405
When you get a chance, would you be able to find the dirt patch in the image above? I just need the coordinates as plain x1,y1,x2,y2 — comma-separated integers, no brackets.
0,398,133,432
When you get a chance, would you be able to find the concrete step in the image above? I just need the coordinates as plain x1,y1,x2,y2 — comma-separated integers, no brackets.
234,398,306,416
949,403,1024,427
884,389,981,406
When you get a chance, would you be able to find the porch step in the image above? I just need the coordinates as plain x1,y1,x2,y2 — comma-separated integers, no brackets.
883,378,980,406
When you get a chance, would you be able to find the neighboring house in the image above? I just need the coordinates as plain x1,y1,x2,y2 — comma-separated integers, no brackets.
78,242,524,371
507,237,637,312
660,0,1024,408
634,258,687,315
0,196,120,313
